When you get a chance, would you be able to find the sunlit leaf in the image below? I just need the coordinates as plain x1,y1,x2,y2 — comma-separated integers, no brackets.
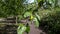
24,12,31,18
33,17,39,27
17,24,26,34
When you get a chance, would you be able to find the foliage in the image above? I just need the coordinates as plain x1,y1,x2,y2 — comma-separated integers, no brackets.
39,8,60,34
0,0,25,17
38,0,58,9
25,23,30,34
17,24,26,34
33,17,39,28
0,0,60,34
24,11,39,28
23,0,38,10
23,12,32,18
17,23,31,34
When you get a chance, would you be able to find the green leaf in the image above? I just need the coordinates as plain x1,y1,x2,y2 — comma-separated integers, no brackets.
35,13,40,20
17,24,26,34
24,12,31,18
33,17,39,28
26,24,30,33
